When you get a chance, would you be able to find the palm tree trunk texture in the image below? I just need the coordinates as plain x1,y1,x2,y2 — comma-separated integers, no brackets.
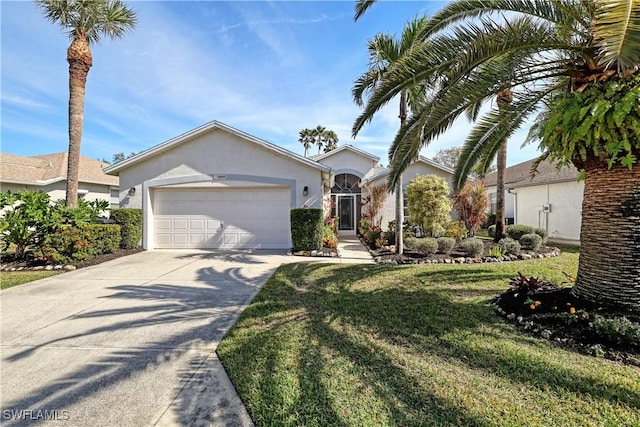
494,88,512,243
572,160,640,311
396,91,407,255
66,36,92,207
395,176,403,254
494,141,507,242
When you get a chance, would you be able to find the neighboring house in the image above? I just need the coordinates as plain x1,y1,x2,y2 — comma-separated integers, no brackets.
0,152,119,208
104,121,455,250
484,158,583,241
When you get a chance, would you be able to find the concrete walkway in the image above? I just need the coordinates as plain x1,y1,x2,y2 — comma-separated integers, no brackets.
281,235,374,264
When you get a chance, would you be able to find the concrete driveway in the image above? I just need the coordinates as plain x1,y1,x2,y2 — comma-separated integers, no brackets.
1,249,288,427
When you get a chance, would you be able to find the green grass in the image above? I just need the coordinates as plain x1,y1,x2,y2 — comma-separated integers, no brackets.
1,271,61,290
218,251,640,426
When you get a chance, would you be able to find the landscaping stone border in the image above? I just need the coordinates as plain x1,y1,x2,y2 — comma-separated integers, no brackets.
359,236,561,265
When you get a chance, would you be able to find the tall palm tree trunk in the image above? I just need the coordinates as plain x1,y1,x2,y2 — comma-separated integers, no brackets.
66,35,92,207
494,142,507,242
572,159,640,311
494,87,512,242
395,92,407,254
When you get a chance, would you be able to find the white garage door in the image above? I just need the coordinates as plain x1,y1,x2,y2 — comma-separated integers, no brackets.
153,188,291,249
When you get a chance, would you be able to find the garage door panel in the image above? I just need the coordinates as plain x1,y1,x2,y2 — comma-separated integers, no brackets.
190,219,205,230
153,188,291,249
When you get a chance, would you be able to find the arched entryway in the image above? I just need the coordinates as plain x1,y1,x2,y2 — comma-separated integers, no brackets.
330,173,362,235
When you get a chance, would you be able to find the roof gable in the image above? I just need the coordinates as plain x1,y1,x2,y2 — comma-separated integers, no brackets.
363,156,454,184
311,145,380,163
104,121,331,175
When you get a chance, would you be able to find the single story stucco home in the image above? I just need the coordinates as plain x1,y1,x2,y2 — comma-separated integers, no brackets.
104,121,455,250
0,152,119,208
484,157,583,242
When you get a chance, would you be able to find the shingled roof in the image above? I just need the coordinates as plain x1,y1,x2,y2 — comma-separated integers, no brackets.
483,157,579,188
0,152,118,186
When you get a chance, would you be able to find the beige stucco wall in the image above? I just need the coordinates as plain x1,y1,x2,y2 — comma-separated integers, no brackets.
513,181,583,241
118,128,325,210
367,162,455,231
115,128,326,249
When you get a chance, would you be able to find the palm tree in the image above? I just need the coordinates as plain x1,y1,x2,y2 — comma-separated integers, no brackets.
313,125,327,154
352,17,429,255
36,0,136,207
323,130,339,152
298,128,315,157
354,0,640,311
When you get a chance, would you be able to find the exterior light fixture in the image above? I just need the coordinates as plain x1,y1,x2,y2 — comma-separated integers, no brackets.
303,186,309,196
128,187,136,197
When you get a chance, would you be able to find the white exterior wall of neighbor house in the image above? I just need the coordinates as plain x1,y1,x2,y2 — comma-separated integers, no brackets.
1,181,115,205
485,188,516,223
512,181,584,241
369,162,455,231
116,128,326,249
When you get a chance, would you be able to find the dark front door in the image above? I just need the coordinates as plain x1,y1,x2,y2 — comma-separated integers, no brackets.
337,195,355,233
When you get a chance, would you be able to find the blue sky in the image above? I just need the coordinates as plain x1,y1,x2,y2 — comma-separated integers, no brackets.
1,0,541,166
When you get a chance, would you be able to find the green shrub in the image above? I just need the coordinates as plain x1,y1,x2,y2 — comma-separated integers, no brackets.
482,213,496,228
0,190,55,258
41,224,121,264
498,237,521,255
487,224,496,238
460,238,484,257
445,220,468,241
290,208,323,251
358,218,372,236
322,225,338,248
405,237,438,255
507,224,535,241
534,227,548,243
488,245,505,257
591,315,640,347
520,233,543,250
111,208,143,249
436,237,456,254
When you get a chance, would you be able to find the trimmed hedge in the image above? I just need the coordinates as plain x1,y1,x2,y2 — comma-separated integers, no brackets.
436,237,456,254
291,208,323,251
507,224,535,241
498,237,521,255
111,208,143,249
460,238,484,257
534,227,548,243
520,233,543,250
41,224,121,264
405,237,438,255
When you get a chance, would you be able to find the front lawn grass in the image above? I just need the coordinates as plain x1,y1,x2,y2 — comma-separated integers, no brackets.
217,251,640,426
1,270,62,290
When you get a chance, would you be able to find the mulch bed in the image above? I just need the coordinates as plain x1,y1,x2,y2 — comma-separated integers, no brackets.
1,248,143,271
492,282,640,366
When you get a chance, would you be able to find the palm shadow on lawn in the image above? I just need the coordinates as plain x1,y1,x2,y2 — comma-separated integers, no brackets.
218,262,640,426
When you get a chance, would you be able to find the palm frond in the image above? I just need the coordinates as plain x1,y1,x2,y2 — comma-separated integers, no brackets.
593,0,640,70
354,0,377,21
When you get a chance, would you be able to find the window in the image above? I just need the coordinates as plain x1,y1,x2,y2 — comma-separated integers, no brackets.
489,192,497,214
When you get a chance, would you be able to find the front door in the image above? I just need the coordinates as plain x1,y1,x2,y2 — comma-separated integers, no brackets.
337,195,355,235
